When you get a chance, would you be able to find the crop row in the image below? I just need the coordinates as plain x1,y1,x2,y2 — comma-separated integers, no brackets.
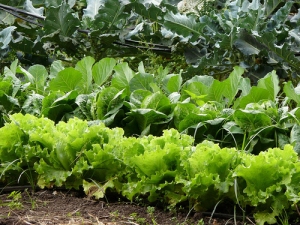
1,57,300,153
0,113,300,224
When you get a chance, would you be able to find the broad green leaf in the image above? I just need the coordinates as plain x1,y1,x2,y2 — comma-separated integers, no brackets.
24,0,44,16
3,59,18,79
92,58,116,86
206,79,224,102
248,0,260,10
0,11,15,25
96,87,120,120
44,3,80,37
163,74,182,94
75,56,95,94
45,0,63,7
223,121,244,134
235,87,272,109
290,10,300,25
129,73,154,92
0,80,12,94
179,113,212,132
264,0,282,17
106,89,126,116
234,30,264,56
257,70,280,101
268,1,293,28
93,0,129,31
16,65,35,83
173,103,200,129
83,0,104,20
183,82,209,101
283,81,300,106
182,75,215,99
42,91,78,122
49,60,65,79
141,92,170,111
0,26,16,50
222,66,244,105
49,68,83,93
233,109,272,131
74,93,95,120
126,109,168,132
111,62,135,94
238,77,251,96
184,75,215,87
256,32,300,73
164,12,202,41
240,0,262,27
199,15,222,38
184,90,206,106
129,90,152,108
28,65,48,94
290,124,300,154
129,1,164,22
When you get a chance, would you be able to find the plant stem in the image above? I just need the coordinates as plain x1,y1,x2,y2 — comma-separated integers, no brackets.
241,132,247,151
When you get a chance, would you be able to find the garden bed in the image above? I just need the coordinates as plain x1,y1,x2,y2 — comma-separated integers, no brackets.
0,189,248,225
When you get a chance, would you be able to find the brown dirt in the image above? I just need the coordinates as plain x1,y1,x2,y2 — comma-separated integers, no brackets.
0,189,252,225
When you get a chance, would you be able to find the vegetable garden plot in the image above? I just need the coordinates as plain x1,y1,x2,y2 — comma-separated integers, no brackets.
1,113,300,224
1,58,300,153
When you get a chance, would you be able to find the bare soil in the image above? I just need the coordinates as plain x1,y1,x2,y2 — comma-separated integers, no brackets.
0,189,251,225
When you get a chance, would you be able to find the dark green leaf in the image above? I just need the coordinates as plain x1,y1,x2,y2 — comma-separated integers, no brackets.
234,30,265,56
164,12,202,41
264,0,282,17
93,0,129,32
44,3,80,37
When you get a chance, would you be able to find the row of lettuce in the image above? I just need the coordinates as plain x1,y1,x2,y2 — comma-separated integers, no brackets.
1,57,300,154
0,113,300,225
